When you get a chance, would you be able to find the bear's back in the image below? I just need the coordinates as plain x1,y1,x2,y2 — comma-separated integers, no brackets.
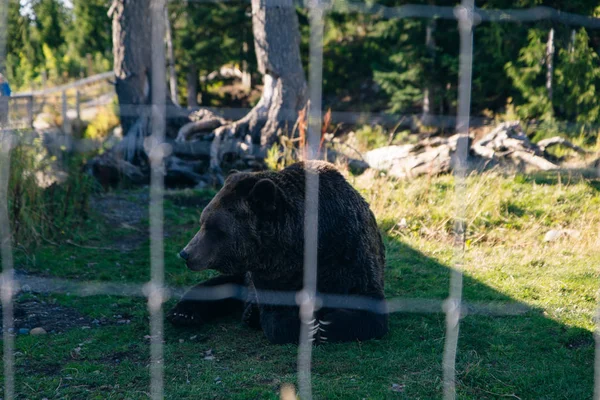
277,162,386,297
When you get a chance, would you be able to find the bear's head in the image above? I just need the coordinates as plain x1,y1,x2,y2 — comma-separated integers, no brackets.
179,172,283,274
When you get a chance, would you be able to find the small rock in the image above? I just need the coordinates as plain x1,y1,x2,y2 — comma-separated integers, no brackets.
397,218,408,229
544,229,581,242
204,349,215,360
20,284,31,293
179,339,185,343
544,230,562,242
563,229,581,238
189,335,197,341
391,383,405,392
30,327,47,335
214,376,222,384
92,319,100,325
7,328,15,334
19,328,30,335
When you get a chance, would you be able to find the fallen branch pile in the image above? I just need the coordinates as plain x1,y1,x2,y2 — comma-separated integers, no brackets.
362,121,593,179
87,116,595,188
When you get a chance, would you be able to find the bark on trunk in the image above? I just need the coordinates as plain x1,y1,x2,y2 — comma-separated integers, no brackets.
422,16,436,125
249,0,307,147
546,27,555,103
187,64,198,107
187,64,199,107
110,0,152,138
165,7,179,105
192,0,308,180
109,0,190,163
242,41,251,93
569,29,576,55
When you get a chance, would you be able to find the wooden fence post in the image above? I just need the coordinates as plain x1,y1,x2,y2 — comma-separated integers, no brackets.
76,90,81,123
27,96,34,129
62,90,68,133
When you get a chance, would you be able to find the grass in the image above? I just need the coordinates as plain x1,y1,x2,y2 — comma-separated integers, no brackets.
2,168,599,399
8,140,95,248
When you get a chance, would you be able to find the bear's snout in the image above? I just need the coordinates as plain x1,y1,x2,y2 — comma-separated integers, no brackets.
179,250,189,261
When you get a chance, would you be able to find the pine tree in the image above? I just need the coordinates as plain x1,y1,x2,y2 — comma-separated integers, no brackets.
505,28,554,120
169,1,252,106
555,28,600,124
31,0,70,50
70,0,112,58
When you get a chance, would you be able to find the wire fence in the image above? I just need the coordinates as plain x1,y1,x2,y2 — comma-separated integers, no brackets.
1,1,600,399
6,73,115,131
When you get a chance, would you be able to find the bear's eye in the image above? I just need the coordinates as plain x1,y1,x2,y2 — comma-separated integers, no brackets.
204,220,225,237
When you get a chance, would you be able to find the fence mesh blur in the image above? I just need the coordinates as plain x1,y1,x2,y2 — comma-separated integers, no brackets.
1,1,600,399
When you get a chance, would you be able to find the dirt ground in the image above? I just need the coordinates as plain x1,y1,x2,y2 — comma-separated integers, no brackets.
0,294,96,337
89,191,149,252
2,189,211,338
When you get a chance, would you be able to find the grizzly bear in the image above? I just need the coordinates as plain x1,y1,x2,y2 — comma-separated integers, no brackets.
167,161,388,344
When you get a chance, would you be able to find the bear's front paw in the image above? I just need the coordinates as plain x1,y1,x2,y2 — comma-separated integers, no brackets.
166,302,205,327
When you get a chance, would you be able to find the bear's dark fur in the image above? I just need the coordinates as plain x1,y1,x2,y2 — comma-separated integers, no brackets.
167,161,388,344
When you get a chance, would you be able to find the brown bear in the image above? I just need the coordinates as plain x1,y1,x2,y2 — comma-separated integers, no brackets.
167,161,388,344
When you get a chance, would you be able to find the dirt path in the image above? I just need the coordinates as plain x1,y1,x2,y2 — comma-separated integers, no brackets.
89,191,149,251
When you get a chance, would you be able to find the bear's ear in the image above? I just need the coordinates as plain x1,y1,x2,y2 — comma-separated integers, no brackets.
248,179,278,214
233,175,258,193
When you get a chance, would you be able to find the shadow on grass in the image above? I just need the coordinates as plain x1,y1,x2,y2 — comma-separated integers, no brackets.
383,235,594,399
516,168,600,191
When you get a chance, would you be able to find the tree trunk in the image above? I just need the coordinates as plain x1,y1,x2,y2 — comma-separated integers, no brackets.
546,27,554,103
422,17,436,125
569,29,576,60
186,64,199,107
241,41,251,93
109,0,189,163
110,0,152,139
250,0,307,148
165,7,179,105
180,0,308,180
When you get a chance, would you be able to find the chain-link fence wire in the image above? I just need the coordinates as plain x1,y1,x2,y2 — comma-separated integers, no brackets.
2,1,600,399
441,1,472,398
0,0,16,398
0,133,15,400
297,0,325,398
147,1,169,399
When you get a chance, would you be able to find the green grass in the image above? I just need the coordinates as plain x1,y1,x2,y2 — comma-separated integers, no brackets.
2,171,599,399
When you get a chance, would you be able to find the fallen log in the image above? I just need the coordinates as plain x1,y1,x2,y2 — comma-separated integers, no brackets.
176,109,227,142
537,136,590,154
510,150,559,171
